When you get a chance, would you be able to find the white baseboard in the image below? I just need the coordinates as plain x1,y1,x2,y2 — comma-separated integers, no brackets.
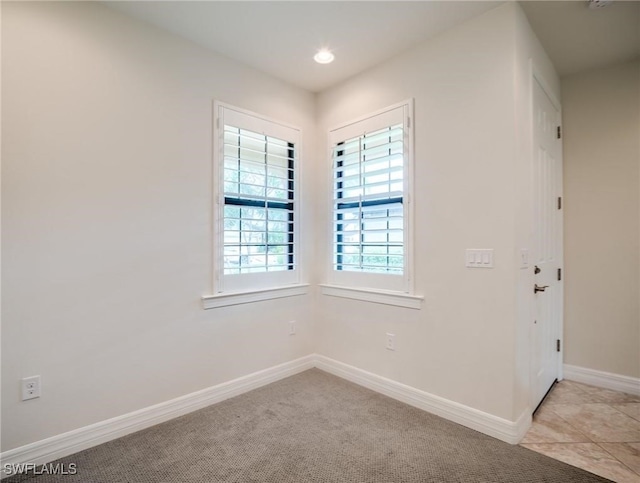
0,355,315,476
2,353,534,475
314,355,530,445
563,364,640,396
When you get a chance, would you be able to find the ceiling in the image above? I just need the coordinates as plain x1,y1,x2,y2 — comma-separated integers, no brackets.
107,1,640,93
521,0,640,78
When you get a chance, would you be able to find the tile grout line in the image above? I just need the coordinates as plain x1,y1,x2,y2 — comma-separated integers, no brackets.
597,401,640,478
521,382,640,480
594,441,640,478
607,402,640,423
541,403,598,444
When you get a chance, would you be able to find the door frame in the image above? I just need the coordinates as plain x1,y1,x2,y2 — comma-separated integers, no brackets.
529,63,564,410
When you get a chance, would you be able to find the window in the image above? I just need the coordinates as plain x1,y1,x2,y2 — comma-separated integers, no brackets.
329,101,413,293
213,103,301,294
334,125,404,274
222,128,294,275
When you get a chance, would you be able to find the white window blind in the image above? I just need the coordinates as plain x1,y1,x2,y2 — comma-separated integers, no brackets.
223,126,294,274
333,125,404,273
214,103,300,294
328,102,412,293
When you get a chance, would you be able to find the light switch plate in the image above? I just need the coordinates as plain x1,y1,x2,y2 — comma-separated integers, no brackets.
466,249,494,268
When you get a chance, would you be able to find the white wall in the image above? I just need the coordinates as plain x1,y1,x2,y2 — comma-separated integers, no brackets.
2,0,567,454
562,60,640,378
1,1,316,451
315,3,558,421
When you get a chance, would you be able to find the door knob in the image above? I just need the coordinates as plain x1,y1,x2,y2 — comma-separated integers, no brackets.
534,265,541,274
534,284,549,293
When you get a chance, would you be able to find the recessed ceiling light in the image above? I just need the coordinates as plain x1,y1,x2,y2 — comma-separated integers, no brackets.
314,49,334,64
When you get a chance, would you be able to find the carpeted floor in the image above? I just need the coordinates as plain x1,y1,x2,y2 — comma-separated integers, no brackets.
4,369,611,482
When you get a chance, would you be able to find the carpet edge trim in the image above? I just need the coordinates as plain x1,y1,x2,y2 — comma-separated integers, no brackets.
563,364,640,396
0,355,315,474
314,355,531,445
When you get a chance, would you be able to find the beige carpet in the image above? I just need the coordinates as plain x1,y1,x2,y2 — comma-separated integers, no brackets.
4,369,611,482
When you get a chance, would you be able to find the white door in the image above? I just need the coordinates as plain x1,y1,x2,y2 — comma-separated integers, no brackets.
531,76,563,410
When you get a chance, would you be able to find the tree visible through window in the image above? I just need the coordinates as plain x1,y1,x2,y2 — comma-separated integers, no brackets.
213,103,301,295
223,126,294,274
333,124,405,274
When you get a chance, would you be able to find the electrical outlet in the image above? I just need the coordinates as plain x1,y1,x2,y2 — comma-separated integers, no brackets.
386,333,395,351
21,375,41,401
289,320,296,336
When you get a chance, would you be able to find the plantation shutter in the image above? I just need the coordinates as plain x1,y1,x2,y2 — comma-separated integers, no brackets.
222,126,294,274
330,106,405,275
216,105,300,293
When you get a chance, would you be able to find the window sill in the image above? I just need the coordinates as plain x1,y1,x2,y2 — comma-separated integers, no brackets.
319,284,423,309
202,284,310,309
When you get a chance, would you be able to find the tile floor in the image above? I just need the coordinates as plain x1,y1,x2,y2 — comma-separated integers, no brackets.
520,380,640,482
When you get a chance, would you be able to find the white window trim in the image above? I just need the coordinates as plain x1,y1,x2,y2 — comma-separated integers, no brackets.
319,284,423,310
203,101,305,307
202,284,310,310
325,99,416,297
